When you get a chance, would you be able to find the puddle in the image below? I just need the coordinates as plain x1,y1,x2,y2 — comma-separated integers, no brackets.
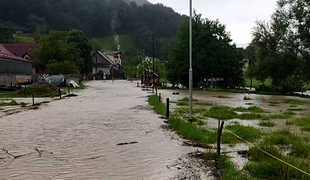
207,118,261,129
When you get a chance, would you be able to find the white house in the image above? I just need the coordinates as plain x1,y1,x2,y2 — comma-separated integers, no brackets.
91,51,122,75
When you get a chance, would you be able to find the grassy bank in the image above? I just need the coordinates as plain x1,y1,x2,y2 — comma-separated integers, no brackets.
148,95,310,179
14,34,35,43
148,95,166,115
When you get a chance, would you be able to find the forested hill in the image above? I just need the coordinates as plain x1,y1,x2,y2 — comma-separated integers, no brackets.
0,0,187,58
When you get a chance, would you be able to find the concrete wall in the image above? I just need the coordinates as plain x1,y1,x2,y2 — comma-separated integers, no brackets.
0,75,32,86
0,58,33,86
0,58,32,75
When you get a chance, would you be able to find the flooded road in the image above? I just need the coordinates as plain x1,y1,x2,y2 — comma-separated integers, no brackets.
0,81,209,180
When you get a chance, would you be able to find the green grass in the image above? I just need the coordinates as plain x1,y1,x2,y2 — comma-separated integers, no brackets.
206,106,238,120
175,98,212,107
293,117,310,131
245,78,272,88
204,152,254,180
283,99,310,105
234,106,266,113
259,120,275,127
169,117,217,146
148,95,166,115
0,100,19,106
287,108,304,112
245,145,310,180
238,113,263,120
91,34,136,52
14,34,35,43
226,124,263,142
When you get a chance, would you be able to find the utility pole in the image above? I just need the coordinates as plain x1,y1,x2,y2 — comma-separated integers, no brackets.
152,34,155,94
142,49,145,87
189,0,193,123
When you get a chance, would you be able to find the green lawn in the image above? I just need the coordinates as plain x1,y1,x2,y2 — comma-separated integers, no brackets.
92,34,136,52
245,78,272,88
14,34,35,43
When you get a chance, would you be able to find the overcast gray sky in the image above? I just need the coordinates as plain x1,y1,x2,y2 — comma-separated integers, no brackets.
148,0,278,47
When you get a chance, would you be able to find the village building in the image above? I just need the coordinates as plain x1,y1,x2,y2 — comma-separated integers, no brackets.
91,50,124,79
0,44,33,86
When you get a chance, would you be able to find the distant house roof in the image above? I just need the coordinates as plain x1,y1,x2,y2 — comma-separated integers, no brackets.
0,44,31,63
3,43,39,58
145,56,160,62
96,51,114,64
93,50,122,65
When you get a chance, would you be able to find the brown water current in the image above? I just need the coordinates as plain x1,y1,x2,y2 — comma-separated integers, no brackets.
0,81,214,180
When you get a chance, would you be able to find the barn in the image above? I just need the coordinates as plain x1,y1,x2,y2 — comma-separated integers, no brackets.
0,44,33,86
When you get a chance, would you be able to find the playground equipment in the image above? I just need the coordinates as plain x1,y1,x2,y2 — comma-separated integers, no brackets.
140,69,161,86
199,77,224,88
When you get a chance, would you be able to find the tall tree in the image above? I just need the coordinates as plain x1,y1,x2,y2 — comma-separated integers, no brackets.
66,30,93,75
33,30,82,75
166,13,244,88
0,20,14,43
251,0,303,92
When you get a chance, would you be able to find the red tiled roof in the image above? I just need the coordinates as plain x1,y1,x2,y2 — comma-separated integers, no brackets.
3,43,39,58
0,44,32,63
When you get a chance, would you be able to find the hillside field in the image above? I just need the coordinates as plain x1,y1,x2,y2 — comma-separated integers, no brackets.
14,34,35,43
92,34,136,52
14,33,136,52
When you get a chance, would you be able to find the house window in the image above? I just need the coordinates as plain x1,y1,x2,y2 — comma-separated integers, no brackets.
24,54,30,60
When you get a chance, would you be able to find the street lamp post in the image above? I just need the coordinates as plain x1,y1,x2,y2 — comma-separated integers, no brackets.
189,0,193,123
152,33,155,94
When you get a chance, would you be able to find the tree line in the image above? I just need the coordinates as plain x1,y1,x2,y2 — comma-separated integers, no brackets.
247,0,310,93
122,12,245,88
0,0,187,59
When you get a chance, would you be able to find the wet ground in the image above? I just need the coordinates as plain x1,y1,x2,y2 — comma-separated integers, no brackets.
158,89,310,113
157,88,310,170
0,80,215,180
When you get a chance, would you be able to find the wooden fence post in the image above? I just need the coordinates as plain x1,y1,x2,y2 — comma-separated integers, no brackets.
217,120,225,156
166,98,170,119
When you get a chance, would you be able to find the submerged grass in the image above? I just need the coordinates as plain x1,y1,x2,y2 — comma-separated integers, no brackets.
283,99,310,105
259,120,275,127
245,145,310,180
269,101,280,106
287,108,304,112
215,95,230,99
149,94,310,179
148,95,166,115
0,100,19,106
176,97,212,106
234,106,266,113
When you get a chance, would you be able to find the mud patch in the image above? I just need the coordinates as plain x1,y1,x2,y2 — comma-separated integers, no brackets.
168,151,216,180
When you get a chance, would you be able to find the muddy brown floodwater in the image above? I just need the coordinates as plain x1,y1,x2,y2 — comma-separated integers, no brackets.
0,81,214,180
